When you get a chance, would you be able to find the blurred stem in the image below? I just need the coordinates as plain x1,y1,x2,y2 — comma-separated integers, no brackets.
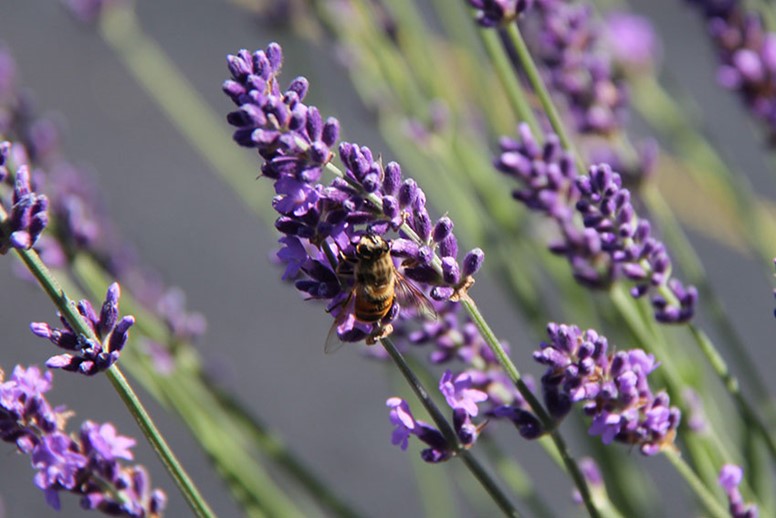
380,337,522,517
9,238,215,518
663,450,729,518
688,324,776,460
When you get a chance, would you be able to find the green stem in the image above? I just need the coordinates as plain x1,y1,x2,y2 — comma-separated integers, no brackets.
380,337,522,517
688,325,776,460
503,23,585,174
663,450,729,518
12,245,215,518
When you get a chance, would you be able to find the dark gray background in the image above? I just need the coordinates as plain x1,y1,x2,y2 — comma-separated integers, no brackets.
1,1,775,517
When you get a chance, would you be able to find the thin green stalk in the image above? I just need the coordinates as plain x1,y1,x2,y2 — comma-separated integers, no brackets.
10,243,216,518
663,450,729,518
380,337,522,518
502,24,585,174
688,324,776,459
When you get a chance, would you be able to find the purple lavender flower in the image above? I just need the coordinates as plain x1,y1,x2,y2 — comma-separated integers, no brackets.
467,0,534,27
533,323,681,455
386,397,452,462
576,164,697,323
30,283,134,376
496,124,696,323
439,369,488,417
0,151,49,253
524,0,629,136
494,124,613,288
604,12,661,73
685,1,776,142
719,464,758,518
0,365,166,515
224,43,483,346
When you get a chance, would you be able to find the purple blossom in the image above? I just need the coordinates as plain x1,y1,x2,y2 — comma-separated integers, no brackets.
496,124,696,323
685,1,776,142
0,155,49,253
604,12,661,73
572,457,604,504
223,43,482,346
0,365,166,515
439,369,488,417
576,164,697,323
533,323,681,455
30,282,134,376
719,464,758,518
386,397,452,462
467,0,534,27
494,124,613,288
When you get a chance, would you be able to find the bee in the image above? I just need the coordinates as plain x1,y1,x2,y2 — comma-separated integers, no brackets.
325,234,436,353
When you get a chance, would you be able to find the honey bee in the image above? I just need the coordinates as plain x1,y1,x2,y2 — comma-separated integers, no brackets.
325,234,436,353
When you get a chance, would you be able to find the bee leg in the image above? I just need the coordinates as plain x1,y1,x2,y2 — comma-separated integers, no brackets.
365,323,394,345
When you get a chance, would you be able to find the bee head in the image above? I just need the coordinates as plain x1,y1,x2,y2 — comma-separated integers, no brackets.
356,234,390,260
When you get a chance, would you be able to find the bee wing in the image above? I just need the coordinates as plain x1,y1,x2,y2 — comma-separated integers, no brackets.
393,270,437,321
324,290,355,355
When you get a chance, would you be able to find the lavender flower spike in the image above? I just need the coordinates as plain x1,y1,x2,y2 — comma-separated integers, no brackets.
576,164,697,323
224,43,483,346
534,323,681,455
0,145,49,254
0,365,166,515
30,282,134,376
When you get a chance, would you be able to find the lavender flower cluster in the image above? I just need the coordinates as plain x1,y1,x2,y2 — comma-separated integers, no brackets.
30,283,134,376
495,123,697,323
0,142,48,253
686,0,776,142
0,365,166,515
533,323,680,455
386,369,488,462
223,44,483,344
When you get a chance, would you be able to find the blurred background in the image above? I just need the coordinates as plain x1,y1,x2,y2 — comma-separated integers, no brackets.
1,0,775,516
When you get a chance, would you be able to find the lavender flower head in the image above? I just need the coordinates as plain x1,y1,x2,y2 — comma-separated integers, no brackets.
0,143,49,253
604,12,661,73
496,124,696,323
533,323,681,455
719,464,758,518
30,282,134,376
0,365,166,515
223,43,483,346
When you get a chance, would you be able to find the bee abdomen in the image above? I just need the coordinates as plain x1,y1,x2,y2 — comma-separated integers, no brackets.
355,292,393,322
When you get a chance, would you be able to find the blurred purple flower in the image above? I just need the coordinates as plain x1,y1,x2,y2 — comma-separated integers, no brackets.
604,12,661,72
719,464,758,518
467,0,534,28
685,1,776,142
